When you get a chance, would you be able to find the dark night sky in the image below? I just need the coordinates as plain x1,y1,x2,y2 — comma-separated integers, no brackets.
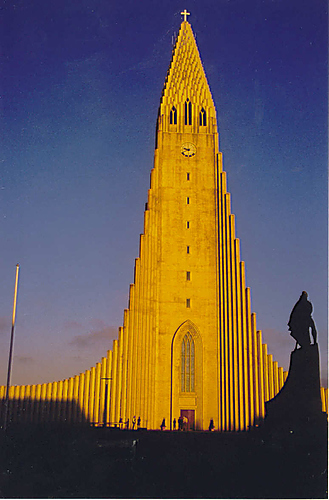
0,0,327,386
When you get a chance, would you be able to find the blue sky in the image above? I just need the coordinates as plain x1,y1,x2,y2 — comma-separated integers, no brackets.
0,0,327,387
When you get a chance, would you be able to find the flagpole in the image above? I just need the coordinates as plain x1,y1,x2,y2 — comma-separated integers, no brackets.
3,264,20,431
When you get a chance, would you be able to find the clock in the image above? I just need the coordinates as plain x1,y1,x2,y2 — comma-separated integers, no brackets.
181,142,196,157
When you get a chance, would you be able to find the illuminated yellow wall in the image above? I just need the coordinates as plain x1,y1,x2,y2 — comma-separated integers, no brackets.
0,21,327,430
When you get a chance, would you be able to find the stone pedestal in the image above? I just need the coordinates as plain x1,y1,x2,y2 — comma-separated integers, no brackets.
265,343,325,430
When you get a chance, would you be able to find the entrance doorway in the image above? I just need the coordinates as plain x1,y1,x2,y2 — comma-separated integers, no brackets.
180,409,195,430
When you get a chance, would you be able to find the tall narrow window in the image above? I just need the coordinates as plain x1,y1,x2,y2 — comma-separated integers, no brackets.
187,172,190,181
186,271,191,281
170,106,177,125
187,246,190,254
186,197,190,204
181,333,195,392
186,221,190,228
199,107,207,126
186,298,191,308
184,99,192,125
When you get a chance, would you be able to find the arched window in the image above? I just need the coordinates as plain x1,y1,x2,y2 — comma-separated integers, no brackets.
170,106,177,125
199,107,207,126
181,333,195,392
184,99,192,125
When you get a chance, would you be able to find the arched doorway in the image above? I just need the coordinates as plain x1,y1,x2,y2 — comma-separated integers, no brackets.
171,321,203,430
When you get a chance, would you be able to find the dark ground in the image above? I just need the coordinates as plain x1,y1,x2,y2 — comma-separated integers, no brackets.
0,421,327,498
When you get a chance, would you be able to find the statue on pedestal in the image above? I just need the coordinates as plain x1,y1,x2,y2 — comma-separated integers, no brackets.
288,291,317,350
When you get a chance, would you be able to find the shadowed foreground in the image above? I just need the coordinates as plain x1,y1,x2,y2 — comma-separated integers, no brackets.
0,423,327,498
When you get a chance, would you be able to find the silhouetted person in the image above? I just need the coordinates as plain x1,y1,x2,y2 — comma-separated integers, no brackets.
137,416,141,429
178,415,183,430
119,417,123,429
126,418,129,429
173,418,176,430
288,291,317,350
160,418,166,430
132,415,136,429
209,419,215,431
182,415,188,431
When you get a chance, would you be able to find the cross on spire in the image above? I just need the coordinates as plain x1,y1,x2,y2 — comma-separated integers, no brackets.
181,9,190,22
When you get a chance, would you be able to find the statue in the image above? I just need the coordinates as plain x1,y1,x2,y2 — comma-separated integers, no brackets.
288,291,317,350
265,291,323,428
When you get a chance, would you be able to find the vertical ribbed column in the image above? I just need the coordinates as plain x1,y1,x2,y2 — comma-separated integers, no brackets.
144,209,153,428
67,377,74,423
12,386,19,422
140,224,148,425
136,237,145,419
93,362,101,426
8,386,15,424
18,385,25,422
278,366,284,390
262,344,269,402
105,350,112,426
126,284,135,422
110,341,118,426
89,368,96,424
216,156,224,431
245,288,254,427
224,194,234,430
32,385,39,423
234,239,244,431
131,259,141,418
322,388,328,413
61,380,68,422
150,157,159,430
220,173,228,430
50,382,57,422
257,332,265,419
273,361,279,395
0,386,5,423
0,386,4,423
115,329,124,424
83,370,90,422
39,383,47,422
324,388,328,413
24,385,31,423
78,373,85,423
56,381,63,422
240,262,249,430
229,215,239,430
45,383,52,421
72,375,79,422
99,358,107,426
251,314,260,422
268,355,274,399
120,311,129,425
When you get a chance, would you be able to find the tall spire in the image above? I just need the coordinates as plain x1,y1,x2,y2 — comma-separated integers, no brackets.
158,18,217,134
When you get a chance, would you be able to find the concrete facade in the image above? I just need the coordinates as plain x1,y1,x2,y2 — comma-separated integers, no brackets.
0,20,327,430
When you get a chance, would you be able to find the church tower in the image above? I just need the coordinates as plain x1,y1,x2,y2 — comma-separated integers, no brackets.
117,14,268,431
5,13,328,430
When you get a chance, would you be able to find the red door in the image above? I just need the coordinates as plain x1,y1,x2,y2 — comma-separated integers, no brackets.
180,409,195,430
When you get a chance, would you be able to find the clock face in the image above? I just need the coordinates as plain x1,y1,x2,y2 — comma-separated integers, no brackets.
181,142,196,157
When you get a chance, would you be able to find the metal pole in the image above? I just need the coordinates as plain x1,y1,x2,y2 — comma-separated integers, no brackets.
3,264,20,431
